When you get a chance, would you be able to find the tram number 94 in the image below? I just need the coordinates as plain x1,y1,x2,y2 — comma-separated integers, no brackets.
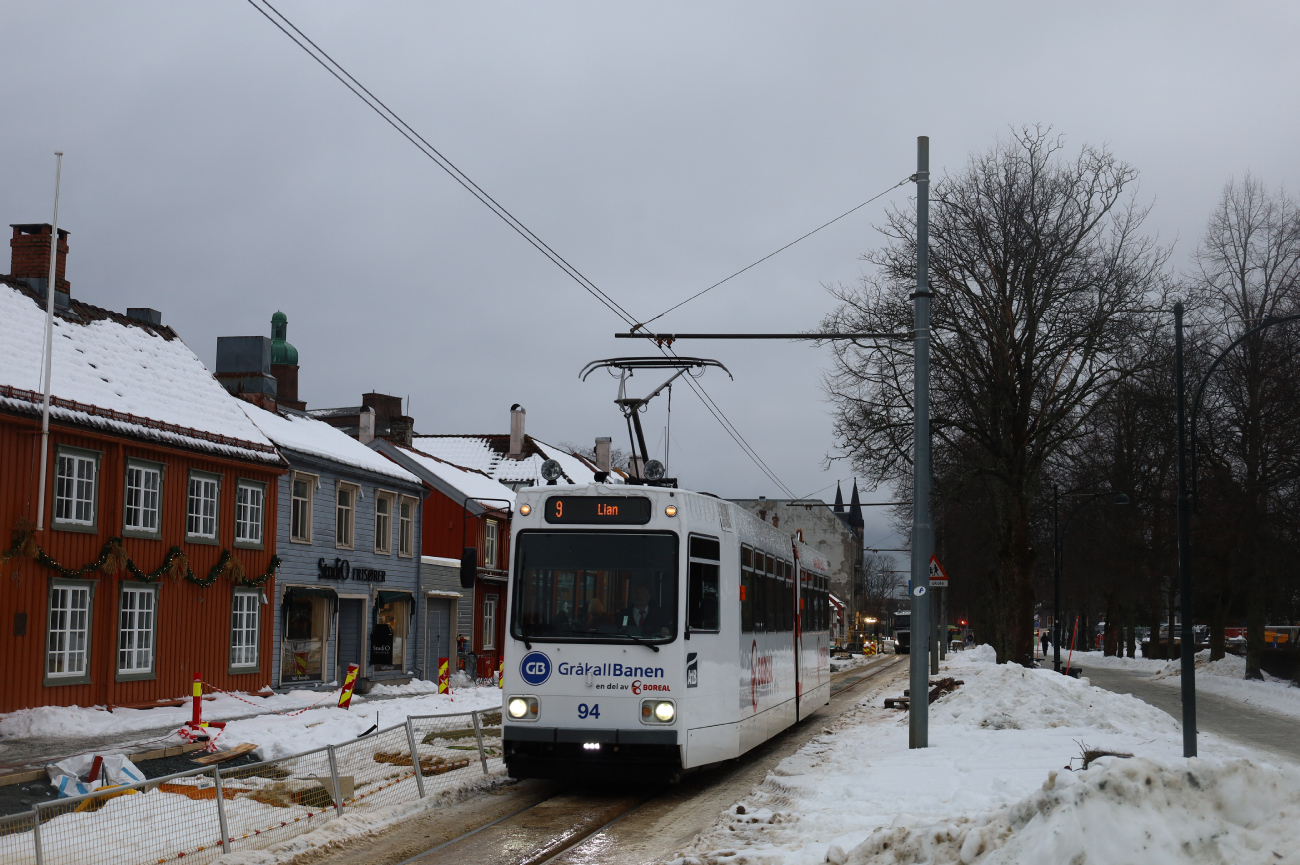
577,703,600,719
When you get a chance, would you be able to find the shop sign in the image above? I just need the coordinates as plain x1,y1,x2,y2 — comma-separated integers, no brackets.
317,558,386,582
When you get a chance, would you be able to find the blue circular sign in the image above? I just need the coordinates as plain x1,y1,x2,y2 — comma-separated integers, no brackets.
519,651,552,686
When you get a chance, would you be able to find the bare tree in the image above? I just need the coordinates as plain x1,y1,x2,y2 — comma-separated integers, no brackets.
822,128,1168,665
559,440,630,471
859,552,905,621
1189,174,1300,679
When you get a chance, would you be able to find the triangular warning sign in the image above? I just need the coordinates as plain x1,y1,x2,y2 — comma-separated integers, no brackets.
928,554,949,587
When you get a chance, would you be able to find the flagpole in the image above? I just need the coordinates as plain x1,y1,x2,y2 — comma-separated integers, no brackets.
35,152,63,532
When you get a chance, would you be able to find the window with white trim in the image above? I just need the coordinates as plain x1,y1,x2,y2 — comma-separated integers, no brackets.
123,462,161,535
230,591,260,669
186,472,219,540
290,473,315,543
398,497,415,558
235,481,264,546
118,585,156,674
484,519,499,569
336,483,356,549
482,594,498,651
54,449,98,527
47,584,91,677
374,492,394,554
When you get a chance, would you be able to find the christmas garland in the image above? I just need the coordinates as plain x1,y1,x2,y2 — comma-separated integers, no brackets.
2,521,279,588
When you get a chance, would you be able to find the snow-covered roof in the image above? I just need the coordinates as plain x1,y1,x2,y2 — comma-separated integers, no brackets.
389,444,516,511
0,282,279,463
240,405,421,485
410,433,615,487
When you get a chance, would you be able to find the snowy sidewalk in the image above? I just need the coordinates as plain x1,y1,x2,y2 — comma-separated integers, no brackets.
676,646,1300,865
0,680,502,770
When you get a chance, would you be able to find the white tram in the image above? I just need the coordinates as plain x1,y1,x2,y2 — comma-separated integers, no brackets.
501,483,832,780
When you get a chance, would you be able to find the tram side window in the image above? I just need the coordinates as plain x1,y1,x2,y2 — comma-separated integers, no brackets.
759,554,772,633
741,546,753,633
784,562,794,632
688,535,721,632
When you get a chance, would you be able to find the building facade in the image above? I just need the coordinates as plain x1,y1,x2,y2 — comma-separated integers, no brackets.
0,225,286,713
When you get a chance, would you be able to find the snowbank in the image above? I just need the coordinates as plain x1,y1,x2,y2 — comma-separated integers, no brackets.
0,686,502,760
844,757,1300,865
681,644,1283,865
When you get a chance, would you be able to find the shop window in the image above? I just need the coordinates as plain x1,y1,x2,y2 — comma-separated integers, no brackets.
54,447,99,530
230,590,260,671
118,584,157,679
398,496,415,558
291,473,316,543
47,581,94,683
281,592,327,684
187,471,220,542
372,595,409,672
336,483,357,549
123,460,162,538
484,519,498,569
235,480,265,548
482,594,498,650
374,492,395,555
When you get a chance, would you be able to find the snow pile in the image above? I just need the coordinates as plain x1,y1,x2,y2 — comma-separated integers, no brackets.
843,757,1300,865
681,646,1275,865
0,686,501,759
242,404,421,482
1085,649,1300,721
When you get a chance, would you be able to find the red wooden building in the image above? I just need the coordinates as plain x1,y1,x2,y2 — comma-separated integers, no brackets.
0,225,286,713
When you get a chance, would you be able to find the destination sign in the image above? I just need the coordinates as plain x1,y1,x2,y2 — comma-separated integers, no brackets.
544,496,652,525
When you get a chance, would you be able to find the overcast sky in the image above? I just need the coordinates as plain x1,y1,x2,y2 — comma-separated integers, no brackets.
4,2,1298,565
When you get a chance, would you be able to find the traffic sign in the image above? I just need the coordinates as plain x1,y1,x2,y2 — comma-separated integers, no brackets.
928,554,949,587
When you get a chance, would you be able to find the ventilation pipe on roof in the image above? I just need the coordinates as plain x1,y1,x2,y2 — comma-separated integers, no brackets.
358,407,376,444
509,404,526,457
594,436,611,473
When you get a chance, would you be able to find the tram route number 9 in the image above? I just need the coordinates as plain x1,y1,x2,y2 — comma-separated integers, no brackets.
577,703,600,719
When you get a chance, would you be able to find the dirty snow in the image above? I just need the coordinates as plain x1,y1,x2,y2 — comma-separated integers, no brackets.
678,645,1297,865
0,685,501,760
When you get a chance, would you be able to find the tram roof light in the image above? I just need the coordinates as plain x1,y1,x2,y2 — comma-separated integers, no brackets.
665,505,677,517
519,503,532,516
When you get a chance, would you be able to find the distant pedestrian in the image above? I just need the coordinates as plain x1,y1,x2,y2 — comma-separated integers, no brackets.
1040,631,1050,658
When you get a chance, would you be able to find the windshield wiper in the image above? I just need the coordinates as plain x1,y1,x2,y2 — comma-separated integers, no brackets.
519,624,532,650
621,632,660,652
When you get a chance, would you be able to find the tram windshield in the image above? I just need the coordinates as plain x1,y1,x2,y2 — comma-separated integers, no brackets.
511,532,678,643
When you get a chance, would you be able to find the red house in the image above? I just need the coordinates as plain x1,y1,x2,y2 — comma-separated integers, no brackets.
0,225,286,713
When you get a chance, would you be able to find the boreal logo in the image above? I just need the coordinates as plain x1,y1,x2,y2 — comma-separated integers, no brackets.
519,651,552,686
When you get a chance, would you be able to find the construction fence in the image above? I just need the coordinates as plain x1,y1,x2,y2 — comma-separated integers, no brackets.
0,708,504,865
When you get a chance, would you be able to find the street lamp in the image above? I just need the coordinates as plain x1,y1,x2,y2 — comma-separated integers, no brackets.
1052,484,1129,673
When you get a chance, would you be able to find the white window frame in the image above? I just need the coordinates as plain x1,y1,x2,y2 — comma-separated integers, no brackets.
230,590,261,672
398,495,416,558
484,519,499,570
122,459,163,539
482,594,498,651
290,472,317,544
186,470,221,543
234,479,266,549
53,446,99,532
374,491,395,555
335,482,358,550
46,580,95,685
117,582,158,680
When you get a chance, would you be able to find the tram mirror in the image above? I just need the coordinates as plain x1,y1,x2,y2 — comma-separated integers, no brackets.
460,547,477,589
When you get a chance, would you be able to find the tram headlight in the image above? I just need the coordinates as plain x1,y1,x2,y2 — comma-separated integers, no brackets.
507,696,539,720
642,698,676,723
654,701,676,722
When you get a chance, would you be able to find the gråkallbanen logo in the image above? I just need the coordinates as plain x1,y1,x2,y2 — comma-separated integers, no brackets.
519,651,552,686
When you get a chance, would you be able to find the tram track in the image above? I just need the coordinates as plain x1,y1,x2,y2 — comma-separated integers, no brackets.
378,655,906,865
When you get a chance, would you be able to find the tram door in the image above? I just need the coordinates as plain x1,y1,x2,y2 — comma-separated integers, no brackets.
686,536,722,695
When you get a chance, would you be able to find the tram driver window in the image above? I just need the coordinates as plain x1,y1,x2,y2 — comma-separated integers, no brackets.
687,535,720,632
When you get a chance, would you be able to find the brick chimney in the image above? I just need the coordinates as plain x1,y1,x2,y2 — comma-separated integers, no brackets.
509,404,526,457
9,224,70,308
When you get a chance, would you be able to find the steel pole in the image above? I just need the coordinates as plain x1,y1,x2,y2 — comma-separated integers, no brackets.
909,136,932,749
1174,302,1197,757
35,152,63,532
1053,484,1061,672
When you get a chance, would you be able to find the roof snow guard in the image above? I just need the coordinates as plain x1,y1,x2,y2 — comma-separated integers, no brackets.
0,384,279,460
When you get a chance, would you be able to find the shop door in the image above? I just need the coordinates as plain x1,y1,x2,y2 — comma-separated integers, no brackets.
338,598,364,679
425,600,452,678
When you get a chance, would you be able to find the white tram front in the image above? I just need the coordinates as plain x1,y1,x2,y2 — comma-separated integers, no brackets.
501,483,832,780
